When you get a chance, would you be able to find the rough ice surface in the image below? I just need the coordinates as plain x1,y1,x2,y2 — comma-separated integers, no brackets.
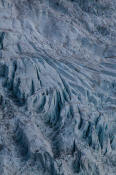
0,0,116,174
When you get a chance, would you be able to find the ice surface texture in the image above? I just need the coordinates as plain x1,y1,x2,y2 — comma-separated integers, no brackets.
0,0,116,174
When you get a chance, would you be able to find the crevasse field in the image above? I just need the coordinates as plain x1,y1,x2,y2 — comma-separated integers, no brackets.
0,0,116,175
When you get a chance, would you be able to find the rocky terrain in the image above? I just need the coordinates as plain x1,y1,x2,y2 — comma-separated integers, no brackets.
0,0,116,174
